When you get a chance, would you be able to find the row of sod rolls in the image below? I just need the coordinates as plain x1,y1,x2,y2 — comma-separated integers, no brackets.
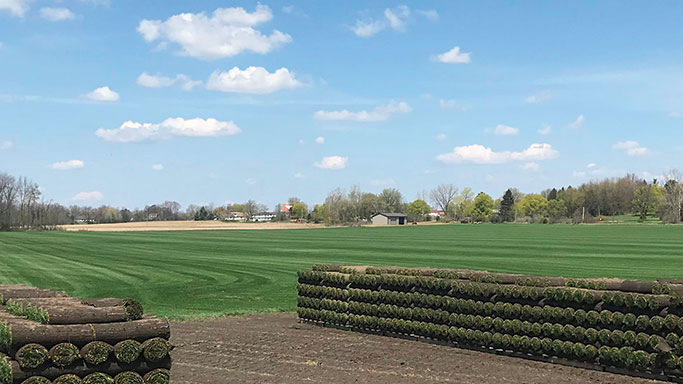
0,285,171,384
297,266,683,378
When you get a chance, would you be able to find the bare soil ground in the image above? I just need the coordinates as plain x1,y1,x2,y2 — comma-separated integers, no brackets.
170,313,662,384
61,220,327,232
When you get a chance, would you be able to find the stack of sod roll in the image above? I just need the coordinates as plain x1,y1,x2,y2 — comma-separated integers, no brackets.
297,265,683,381
0,285,171,384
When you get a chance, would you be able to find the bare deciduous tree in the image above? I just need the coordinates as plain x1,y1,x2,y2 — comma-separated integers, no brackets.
430,184,458,213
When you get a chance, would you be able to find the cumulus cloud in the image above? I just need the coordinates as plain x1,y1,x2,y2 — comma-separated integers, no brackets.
524,90,551,104
587,162,597,168
96,117,241,143
434,46,471,64
568,114,585,129
40,7,75,21
417,9,439,21
152,164,164,171
494,124,519,136
439,99,463,110
351,5,411,37
137,73,202,91
73,191,103,202
137,5,292,60
84,86,119,101
206,66,300,94
0,140,12,150
437,143,559,164
613,141,648,156
315,136,325,144
314,101,411,122
51,159,84,170
521,162,540,171
538,124,552,135
314,155,348,170
0,0,30,16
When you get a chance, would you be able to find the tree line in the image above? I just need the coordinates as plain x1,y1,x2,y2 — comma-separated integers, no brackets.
1,169,682,231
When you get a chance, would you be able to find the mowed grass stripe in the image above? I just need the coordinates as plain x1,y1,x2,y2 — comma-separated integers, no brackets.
0,224,682,320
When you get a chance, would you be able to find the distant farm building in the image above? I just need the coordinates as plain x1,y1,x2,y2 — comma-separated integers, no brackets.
371,213,407,225
253,212,275,222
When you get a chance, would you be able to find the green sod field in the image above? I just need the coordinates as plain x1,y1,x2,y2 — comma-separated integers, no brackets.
0,224,681,320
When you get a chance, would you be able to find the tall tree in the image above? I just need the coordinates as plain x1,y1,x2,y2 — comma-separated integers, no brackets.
430,184,458,214
471,193,494,222
378,188,404,213
406,199,431,221
500,189,515,222
632,184,663,220
662,170,683,223
517,194,549,221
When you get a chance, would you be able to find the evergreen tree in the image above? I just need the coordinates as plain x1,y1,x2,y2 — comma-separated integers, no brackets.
547,188,558,200
500,189,515,222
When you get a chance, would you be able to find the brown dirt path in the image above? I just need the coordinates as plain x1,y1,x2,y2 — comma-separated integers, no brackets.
170,313,663,384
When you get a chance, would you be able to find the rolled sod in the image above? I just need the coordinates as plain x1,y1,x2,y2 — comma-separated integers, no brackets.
53,374,83,384
81,342,114,365
0,318,170,352
83,373,114,384
0,354,11,384
142,369,169,384
81,299,144,321
113,340,142,364
113,372,143,384
20,377,52,384
49,343,81,367
0,288,68,304
16,343,49,369
9,358,171,382
141,339,171,363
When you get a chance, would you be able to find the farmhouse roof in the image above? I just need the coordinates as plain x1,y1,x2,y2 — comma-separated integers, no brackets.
374,212,407,218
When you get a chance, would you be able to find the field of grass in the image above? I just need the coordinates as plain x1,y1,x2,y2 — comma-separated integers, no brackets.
0,224,682,320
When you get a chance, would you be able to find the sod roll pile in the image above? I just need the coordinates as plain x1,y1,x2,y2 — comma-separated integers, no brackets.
0,285,171,384
297,265,683,381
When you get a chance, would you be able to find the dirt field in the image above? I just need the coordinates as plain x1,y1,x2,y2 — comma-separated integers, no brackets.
169,313,662,384
61,220,328,232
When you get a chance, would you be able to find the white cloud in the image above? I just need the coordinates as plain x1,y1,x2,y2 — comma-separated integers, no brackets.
435,133,447,142
587,162,597,168
294,172,305,179
40,7,75,21
0,0,30,16
524,90,551,104
351,5,411,37
96,117,241,143
568,114,585,129
152,164,164,171
439,99,463,110
494,124,519,136
84,86,119,102
206,66,300,94
434,46,471,64
51,159,84,170
137,73,202,91
315,136,325,144
314,155,348,170
314,101,411,122
0,140,12,149
521,162,540,171
73,191,103,202
613,141,648,156
417,9,439,21
137,5,292,60
670,111,681,118
437,143,558,164
538,124,552,135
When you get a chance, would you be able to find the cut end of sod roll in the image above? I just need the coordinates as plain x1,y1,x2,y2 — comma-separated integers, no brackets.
122,300,143,321
113,340,142,364
0,354,11,384
142,338,172,363
142,369,170,384
83,372,114,384
80,341,114,365
16,343,49,369
113,372,143,384
21,377,52,384
53,374,83,384
49,343,81,367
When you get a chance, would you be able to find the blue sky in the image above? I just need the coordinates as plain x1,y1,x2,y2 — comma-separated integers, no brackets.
1,1,682,209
